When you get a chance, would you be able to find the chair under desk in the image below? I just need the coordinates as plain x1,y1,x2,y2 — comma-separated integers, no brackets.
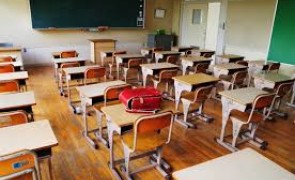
0,91,36,120
100,101,177,179
75,80,127,148
60,65,100,111
0,61,23,71
172,148,295,180
140,62,179,87
0,120,58,179
114,54,144,79
216,54,245,64
0,71,29,90
217,87,268,152
181,55,212,75
154,51,181,63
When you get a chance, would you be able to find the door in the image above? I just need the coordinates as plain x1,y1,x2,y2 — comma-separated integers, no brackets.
205,2,221,51
180,3,208,48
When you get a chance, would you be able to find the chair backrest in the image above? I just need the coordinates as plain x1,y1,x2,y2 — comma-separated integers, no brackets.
267,62,280,73
84,67,106,84
166,55,179,64
0,64,15,73
235,60,248,66
194,62,210,73
104,84,132,106
60,62,80,69
0,80,19,94
132,111,173,151
111,51,127,64
231,71,248,87
275,81,294,97
193,85,214,102
60,50,78,58
128,58,143,68
0,150,40,180
0,111,29,128
0,56,14,63
159,69,178,82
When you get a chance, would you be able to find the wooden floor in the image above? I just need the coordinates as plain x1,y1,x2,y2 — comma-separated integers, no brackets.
25,66,295,180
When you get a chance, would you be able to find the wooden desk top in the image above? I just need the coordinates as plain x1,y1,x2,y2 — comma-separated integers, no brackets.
0,71,28,81
190,49,215,53
154,51,181,55
114,54,144,59
63,65,100,75
181,55,212,62
253,73,293,83
172,148,295,180
76,80,126,98
140,62,179,70
101,100,177,127
173,73,219,86
0,120,58,155
214,63,247,70
0,47,22,52
0,91,36,110
0,61,23,67
218,54,244,59
88,39,116,42
219,87,267,105
52,57,88,64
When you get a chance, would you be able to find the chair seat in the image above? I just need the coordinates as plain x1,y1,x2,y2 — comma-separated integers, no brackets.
122,131,166,151
230,109,263,123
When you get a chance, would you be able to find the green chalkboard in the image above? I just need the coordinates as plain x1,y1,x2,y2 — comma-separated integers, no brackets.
268,0,295,65
29,0,145,29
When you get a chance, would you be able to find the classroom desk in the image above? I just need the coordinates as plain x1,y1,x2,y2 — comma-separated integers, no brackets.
154,51,181,63
189,49,215,56
76,80,126,148
101,101,177,179
181,55,212,75
0,91,36,113
140,47,153,56
216,54,244,64
114,54,145,79
0,120,58,178
171,46,196,53
0,47,23,69
61,65,100,107
173,73,219,110
217,87,267,152
100,50,115,66
52,57,88,81
140,62,179,87
213,63,248,78
0,71,29,90
0,61,23,71
172,148,295,180
253,72,294,90
51,51,78,59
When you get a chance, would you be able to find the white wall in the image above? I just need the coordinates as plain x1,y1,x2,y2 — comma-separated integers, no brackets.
0,0,173,65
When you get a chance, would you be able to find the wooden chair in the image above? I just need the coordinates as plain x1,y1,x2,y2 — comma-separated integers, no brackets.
267,62,280,73
0,56,14,63
219,70,248,90
93,84,132,147
0,80,19,94
120,111,173,179
192,62,210,74
263,81,294,119
235,60,248,66
123,58,143,83
0,64,14,73
202,52,215,58
229,93,276,151
84,66,106,85
108,51,127,79
152,69,178,96
60,50,78,58
176,85,214,128
0,150,40,180
166,55,179,65
0,110,29,128
58,62,80,96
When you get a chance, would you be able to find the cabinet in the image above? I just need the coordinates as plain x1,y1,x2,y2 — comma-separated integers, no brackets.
89,39,116,64
147,34,175,50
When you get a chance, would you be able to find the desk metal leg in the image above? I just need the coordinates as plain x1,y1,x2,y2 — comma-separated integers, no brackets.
182,63,188,76
116,62,120,80
174,81,188,110
142,68,148,88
